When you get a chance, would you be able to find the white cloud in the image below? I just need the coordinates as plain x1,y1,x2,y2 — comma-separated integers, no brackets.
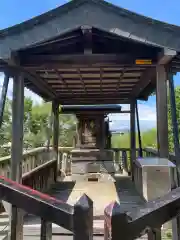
109,103,156,122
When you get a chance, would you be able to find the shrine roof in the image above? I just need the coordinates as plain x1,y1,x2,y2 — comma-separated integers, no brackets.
60,104,122,113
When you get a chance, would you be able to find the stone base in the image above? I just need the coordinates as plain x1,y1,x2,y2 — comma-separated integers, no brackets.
85,173,101,181
86,162,101,173
71,148,113,161
70,148,114,175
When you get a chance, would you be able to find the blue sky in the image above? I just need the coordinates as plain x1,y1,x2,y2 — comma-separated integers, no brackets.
0,0,180,126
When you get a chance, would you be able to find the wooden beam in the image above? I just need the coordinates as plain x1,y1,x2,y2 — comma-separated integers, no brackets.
156,65,168,158
0,64,56,99
54,88,132,92
44,77,140,82
40,219,52,240
25,70,57,98
116,69,125,91
130,67,156,98
0,74,9,127
56,93,129,99
34,68,146,73
52,101,59,182
77,68,87,93
57,99,130,105
100,68,103,93
10,73,24,240
54,69,74,94
20,54,157,67
158,48,176,65
24,63,156,70
130,101,136,181
81,26,92,55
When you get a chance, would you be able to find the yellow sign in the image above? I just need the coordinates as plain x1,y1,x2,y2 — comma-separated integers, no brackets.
135,59,152,65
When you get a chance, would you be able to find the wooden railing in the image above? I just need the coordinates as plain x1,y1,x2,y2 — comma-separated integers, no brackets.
0,146,179,239
57,146,180,239
104,187,180,240
0,147,58,212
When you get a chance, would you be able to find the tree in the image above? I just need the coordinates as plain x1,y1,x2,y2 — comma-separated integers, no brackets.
0,97,77,156
168,86,180,152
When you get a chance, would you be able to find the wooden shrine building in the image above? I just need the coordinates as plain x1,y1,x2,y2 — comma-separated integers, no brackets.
1,0,180,239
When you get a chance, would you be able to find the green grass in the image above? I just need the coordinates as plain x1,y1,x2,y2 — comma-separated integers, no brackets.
111,128,157,149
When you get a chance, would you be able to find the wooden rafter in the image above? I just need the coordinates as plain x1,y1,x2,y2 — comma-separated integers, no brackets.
54,69,74,94
116,69,125,91
77,68,87,93
100,68,103,94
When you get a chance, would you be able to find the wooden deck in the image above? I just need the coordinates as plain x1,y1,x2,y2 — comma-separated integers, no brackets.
22,172,146,239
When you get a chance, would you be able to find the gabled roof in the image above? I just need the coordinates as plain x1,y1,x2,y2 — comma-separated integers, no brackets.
0,0,180,59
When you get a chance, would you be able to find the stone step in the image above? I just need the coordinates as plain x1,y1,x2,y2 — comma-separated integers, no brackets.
0,235,7,240
0,213,9,240
0,217,9,226
0,213,8,219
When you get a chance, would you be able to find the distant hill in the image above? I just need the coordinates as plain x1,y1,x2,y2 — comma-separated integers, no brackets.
110,120,156,132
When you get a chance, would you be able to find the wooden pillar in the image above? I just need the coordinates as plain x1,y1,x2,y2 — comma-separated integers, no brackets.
130,101,136,181
156,65,169,158
10,73,24,240
52,101,59,181
135,101,143,157
40,219,52,240
0,73,9,127
40,101,59,240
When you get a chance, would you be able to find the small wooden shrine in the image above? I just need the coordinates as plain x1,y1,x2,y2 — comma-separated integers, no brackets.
61,104,122,174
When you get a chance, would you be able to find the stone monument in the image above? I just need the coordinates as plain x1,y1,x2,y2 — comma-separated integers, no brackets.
61,105,122,178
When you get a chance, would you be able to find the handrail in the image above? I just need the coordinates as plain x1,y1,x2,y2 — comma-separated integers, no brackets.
0,175,93,240
144,147,177,163
105,187,180,240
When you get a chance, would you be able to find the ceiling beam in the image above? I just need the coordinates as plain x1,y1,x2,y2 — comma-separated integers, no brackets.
0,63,57,99
130,67,156,98
56,98,139,105
54,90,132,94
57,93,128,98
158,48,176,65
54,69,74,94
116,69,125,91
20,54,157,67
77,68,87,93
43,77,140,82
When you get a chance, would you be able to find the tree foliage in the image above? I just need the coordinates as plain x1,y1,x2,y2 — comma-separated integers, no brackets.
168,86,180,153
0,97,76,156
